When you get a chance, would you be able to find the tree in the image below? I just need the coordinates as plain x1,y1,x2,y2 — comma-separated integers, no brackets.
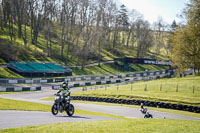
0,0,3,30
13,0,25,38
171,0,200,75
153,16,167,54
135,19,153,58
118,4,129,45
171,20,177,32
126,9,143,49
43,0,57,56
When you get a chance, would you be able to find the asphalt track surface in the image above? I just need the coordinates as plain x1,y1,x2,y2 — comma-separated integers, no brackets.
0,87,200,129
0,110,117,129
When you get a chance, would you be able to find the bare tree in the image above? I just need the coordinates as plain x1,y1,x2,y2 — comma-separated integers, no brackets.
126,9,143,49
153,16,167,54
43,0,57,56
135,19,153,57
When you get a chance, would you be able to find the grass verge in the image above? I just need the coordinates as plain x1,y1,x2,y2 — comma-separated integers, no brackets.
0,97,50,112
1,119,200,133
72,76,200,106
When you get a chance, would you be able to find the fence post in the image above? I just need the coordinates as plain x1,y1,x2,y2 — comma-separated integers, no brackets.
160,84,162,91
131,83,133,91
176,84,178,92
144,84,147,91
117,85,118,91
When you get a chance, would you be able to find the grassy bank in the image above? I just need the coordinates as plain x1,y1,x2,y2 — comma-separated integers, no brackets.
0,68,23,78
1,119,200,133
72,76,200,106
0,24,170,78
0,63,169,78
72,63,169,75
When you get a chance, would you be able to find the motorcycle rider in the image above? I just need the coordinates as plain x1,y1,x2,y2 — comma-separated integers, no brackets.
140,103,147,113
144,111,153,118
55,81,71,105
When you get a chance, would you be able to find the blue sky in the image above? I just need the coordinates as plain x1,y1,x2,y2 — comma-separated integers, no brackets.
119,0,190,24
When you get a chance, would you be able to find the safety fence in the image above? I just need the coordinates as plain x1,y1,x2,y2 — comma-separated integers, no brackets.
0,86,41,92
0,69,175,85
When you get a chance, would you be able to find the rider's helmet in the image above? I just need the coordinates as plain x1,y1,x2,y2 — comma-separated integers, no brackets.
61,81,68,88
141,103,144,106
146,111,149,115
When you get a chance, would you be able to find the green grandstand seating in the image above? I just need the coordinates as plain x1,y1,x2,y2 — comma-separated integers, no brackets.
10,62,71,73
45,63,67,72
26,63,53,72
11,62,35,72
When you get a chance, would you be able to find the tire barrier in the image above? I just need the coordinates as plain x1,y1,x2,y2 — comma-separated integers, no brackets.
71,96,200,113
0,86,41,92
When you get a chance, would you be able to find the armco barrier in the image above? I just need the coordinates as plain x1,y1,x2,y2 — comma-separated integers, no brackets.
52,78,129,90
0,69,176,85
0,86,41,92
71,96,200,113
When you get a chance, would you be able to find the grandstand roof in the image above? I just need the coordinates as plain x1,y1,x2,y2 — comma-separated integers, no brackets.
9,62,72,73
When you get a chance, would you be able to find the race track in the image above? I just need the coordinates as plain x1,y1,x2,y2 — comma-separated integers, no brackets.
0,87,200,129
0,110,117,129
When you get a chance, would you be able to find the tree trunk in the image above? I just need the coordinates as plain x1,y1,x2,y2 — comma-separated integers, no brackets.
113,30,118,51
98,38,101,67
46,20,50,56
126,29,132,48
8,14,12,41
23,23,27,46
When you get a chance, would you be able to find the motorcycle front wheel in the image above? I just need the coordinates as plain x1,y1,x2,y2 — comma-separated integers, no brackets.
51,104,58,115
66,104,74,116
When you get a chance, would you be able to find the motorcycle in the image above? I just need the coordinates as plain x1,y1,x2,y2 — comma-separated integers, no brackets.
140,107,148,114
51,93,74,116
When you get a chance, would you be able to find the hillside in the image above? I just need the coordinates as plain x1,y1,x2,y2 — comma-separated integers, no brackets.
0,24,170,78
0,26,168,65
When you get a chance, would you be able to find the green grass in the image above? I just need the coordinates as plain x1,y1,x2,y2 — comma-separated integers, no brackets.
0,58,6,65
0,97,123,119
1,119,200,133
72,63,169,75
0,97,51,112
0,68,23,78
72,76,200,106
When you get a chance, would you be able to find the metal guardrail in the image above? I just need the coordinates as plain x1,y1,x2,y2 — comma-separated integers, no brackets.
0,69,176,85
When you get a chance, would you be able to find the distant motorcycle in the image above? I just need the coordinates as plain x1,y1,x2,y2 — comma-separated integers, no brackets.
140,107,148,114
51,93,74,116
